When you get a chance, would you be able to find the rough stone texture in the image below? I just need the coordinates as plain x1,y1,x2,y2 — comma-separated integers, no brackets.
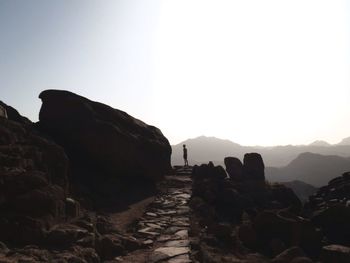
0,101,31,124
304,171,350,246
0,104,70,245
116,166,193,263
37,90,171,189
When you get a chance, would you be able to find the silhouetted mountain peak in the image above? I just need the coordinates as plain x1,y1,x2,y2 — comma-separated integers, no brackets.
338,136,350,145
176,135,242,147
309,140,331,146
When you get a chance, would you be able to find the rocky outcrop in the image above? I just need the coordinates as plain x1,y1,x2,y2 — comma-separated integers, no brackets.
305,171,350,246
190,154,310,262
37,90,171,196
243,152,265,181
224,156,243,180
0,107,70,245
0,97,171,262
0,101,31,124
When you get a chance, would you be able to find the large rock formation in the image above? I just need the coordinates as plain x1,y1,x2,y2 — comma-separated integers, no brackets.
224,156,243,180
0,101,70,245
37,90,171,194
190,154,317,262
0,96,172,262
243,152,265,181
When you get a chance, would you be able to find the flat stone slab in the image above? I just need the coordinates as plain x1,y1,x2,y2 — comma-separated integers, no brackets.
175,230,188,239
157,235,181,242
174,194,191,199
146,223,163,229
164,240,190,247
150,247,190,262
146,212,158,217
164,227,185,235
138,227,160,237
167,254,192,263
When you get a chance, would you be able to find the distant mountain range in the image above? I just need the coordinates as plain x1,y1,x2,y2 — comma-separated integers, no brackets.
171,136,350,167
266,152,350,187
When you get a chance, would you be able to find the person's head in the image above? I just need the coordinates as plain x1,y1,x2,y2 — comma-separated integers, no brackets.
183,144,186,148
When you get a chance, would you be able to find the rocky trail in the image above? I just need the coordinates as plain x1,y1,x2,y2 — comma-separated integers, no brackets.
116,166,193,263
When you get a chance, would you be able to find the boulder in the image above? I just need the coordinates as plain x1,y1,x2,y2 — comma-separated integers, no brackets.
37,90,171,187
312,204,350,245
254,210,321,255
224,157,243,181
95,234,125,260
321,244,350,263
270,184,302,212
243,153,265,181
46,224,89,247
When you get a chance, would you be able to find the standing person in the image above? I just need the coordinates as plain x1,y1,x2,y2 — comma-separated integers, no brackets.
183,144,188,167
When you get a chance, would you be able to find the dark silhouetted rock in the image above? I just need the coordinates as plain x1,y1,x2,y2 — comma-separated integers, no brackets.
95,234,125,260
270,183,302,212
0,104,70,245
0,100,31,124
0,104,7,119
321,244,350,263
312,205,350,245
243,153,265,181
37,90,171,194
224,156,243,180
254,210,321,256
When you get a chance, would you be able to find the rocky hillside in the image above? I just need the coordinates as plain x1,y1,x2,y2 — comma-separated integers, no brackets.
0,90,172,262
190,154,350,262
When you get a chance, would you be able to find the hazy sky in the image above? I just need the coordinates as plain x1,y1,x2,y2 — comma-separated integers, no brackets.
1,0,350,146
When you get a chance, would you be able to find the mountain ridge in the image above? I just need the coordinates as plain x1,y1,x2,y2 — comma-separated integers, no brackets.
172,135,350,167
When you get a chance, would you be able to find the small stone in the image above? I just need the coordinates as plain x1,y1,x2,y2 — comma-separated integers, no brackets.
175,230,188,239
146,212,158,217
143,239,154,245
148,223,163,229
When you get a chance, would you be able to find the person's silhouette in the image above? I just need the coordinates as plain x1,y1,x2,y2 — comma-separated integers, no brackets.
183,144,188,167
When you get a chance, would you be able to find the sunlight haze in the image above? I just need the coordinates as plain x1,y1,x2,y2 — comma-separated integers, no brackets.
1,0,349,146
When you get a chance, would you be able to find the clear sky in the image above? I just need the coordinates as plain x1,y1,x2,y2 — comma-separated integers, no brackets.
1,0,349,146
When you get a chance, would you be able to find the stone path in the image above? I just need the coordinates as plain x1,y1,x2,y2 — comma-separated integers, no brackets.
116,166,193,263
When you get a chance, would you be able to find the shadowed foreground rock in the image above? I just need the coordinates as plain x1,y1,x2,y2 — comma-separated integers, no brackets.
190,154,317,262
0,104,69,246
37,90,171,199
0,97,172,262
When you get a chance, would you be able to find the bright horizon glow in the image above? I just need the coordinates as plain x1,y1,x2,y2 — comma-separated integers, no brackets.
1,0,350,146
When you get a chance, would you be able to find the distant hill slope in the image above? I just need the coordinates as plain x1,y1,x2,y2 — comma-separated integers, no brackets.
280,180,317,202
171,136,350,167
337,136,350,145
265,152,350,187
